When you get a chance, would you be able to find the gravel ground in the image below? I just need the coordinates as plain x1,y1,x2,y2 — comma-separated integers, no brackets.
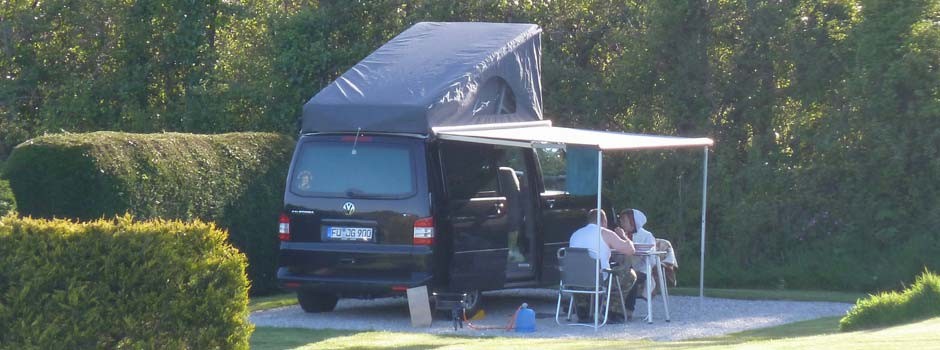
250,289,853,341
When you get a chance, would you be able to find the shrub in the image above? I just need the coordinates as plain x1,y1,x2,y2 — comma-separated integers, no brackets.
5,132,294,294
840,270,940,331
0,179,14,217
0,215,252,349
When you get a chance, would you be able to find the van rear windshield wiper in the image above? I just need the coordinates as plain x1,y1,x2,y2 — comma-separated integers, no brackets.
345,188,365,197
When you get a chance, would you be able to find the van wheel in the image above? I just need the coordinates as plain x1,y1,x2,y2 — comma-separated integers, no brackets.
297,291,339,313
462,290,483,317
432,290,482,320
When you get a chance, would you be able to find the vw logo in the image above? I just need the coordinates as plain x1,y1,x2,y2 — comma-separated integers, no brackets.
342,202,356,216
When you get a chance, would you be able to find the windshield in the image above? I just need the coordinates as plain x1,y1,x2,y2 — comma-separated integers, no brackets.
290,140,417,198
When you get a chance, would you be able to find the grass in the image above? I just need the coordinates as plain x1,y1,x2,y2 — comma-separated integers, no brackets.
249,316,940,349
249,293,298,312
840,270,940,331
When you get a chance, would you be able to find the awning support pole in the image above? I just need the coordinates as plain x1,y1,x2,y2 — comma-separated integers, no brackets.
699,146,709,300
594,149,603,331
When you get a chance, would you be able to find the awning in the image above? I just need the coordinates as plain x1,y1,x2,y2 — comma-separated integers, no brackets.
432,121,713,150
434,120,713,325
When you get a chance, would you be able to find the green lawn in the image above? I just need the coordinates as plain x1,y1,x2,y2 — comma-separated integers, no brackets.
249,316,940,349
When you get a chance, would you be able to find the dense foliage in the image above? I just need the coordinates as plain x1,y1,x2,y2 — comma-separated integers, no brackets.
5,132,293,294
0,215,252,349
0,161,14,216
0,178,14,217
840,270,940,331
2,0,938,291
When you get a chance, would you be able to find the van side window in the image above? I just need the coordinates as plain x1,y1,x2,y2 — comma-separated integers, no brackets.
441,142,499,199
536,148,566,192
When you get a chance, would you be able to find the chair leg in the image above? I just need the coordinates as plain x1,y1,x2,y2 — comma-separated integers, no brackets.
555,290,563,325
602,275,614,326
615,275,627,318
567,294,575,321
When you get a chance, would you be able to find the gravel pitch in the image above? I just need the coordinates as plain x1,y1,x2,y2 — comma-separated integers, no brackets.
250,289,853,341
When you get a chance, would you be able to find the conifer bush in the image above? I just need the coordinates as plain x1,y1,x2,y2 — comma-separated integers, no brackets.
0,215,252,349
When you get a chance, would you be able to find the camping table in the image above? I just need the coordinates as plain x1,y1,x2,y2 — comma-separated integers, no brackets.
634,250,671,323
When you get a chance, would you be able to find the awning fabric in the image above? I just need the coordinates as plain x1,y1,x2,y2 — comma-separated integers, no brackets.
432,121,713,150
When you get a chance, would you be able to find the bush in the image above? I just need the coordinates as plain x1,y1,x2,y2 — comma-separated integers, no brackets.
840,270,940,331
0,179,14,217
0,215,252,349
5,132,294,294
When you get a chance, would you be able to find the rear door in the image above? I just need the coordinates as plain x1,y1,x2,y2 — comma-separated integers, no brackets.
281,135,432,286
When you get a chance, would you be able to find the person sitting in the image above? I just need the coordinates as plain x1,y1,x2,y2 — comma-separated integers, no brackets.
615,208,677,319
569,209,636,324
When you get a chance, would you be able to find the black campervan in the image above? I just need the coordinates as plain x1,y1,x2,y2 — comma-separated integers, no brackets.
277,22,596,313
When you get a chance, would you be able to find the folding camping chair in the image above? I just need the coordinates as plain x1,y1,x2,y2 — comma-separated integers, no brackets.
555,247,627,328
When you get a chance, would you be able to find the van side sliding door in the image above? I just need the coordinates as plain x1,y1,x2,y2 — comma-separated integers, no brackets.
440,141,509,291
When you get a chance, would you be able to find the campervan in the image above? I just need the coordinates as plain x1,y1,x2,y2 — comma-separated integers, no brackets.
276,22,599,313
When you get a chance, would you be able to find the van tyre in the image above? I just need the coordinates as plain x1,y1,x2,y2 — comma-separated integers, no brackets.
462,290,482,316
297,291,339,313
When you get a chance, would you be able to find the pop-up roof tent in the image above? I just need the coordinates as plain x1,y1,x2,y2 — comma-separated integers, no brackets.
302,22,543,134
301,22,714,330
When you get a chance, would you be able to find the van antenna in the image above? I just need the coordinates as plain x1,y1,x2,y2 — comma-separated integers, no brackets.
351,127,362,155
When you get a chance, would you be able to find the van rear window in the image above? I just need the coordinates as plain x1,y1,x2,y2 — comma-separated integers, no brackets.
290,141,416,198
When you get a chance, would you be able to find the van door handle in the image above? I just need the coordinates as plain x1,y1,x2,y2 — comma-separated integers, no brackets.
546,199,556,209
339,258,356,265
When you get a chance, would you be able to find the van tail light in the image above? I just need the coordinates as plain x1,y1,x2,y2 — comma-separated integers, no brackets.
413,217,434,245
279,213,291,241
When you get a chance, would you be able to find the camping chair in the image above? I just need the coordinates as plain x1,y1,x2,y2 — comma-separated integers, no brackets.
555,247,627,328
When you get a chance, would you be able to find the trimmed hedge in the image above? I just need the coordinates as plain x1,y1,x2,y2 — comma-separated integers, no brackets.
5,132,294,294
840,270,940,331
0,215,252,349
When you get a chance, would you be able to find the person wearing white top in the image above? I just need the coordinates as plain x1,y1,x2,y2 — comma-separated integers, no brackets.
569,209,636,323
615,208,666,320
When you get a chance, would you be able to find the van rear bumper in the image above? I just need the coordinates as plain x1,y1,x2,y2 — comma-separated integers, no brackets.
277,268,433,296
277,242,435,298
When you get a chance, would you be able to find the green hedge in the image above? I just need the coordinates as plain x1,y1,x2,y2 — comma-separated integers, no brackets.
5,132,294,294
840,270,940,331
0,215,252,349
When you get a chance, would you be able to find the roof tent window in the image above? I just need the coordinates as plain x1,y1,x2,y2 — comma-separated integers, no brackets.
473,77,517,116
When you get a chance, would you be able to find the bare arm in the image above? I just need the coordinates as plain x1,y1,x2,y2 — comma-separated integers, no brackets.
602,227,635,255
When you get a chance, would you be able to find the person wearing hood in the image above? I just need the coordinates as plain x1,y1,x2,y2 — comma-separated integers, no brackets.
615,209,657,320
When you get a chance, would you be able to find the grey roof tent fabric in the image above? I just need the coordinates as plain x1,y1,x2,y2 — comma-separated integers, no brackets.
302,22,543,134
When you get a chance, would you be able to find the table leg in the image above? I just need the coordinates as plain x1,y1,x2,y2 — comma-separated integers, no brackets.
656,256,670,322
645,260,653,324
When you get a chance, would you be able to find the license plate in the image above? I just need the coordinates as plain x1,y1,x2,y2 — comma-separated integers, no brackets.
326,226,374,241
